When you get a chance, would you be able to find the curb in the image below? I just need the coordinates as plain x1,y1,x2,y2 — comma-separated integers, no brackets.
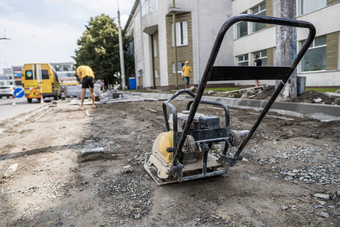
124,91,340,121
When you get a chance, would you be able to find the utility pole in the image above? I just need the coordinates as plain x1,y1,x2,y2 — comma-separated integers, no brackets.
173,0,178,89
117,0,126,90
275,0,297,99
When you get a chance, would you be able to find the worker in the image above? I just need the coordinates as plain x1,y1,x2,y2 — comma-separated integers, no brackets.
76,65,96,110
182,60,192,89
254,54,262,87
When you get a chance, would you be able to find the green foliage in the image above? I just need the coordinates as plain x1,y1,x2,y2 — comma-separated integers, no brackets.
73,14,123,85
305,87,339,93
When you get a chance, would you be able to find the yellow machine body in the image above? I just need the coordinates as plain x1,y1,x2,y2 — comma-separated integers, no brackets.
152,131,173,164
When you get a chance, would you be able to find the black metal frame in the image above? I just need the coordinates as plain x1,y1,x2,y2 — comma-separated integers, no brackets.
162,90,231,156
171,15,316,170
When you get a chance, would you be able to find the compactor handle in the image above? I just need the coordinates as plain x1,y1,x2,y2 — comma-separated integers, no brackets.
173,14,316,166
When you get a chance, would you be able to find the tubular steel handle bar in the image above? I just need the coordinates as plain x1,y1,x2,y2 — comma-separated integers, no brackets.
172,14,316,166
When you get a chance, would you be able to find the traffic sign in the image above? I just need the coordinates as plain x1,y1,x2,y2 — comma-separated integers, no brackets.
13,87,25,98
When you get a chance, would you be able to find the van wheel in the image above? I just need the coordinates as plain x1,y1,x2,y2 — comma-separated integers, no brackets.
27,98,32,103
54,95,58,100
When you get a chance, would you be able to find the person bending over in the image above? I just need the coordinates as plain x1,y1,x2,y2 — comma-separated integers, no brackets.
76,65,96,110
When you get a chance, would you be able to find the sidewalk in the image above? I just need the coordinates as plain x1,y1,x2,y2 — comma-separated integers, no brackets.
121,91,340,122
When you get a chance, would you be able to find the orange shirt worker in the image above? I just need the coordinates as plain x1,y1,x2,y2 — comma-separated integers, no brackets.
182,60,192,89
76,65,96,110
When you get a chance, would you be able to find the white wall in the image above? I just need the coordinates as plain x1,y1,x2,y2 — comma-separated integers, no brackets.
297,3,340,40
233,0,264,14
126,3,145,87
299,71,340,87
193,0,233,84
233,27,276,56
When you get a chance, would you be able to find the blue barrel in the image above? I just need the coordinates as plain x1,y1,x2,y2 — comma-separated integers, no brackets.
129,78,136,90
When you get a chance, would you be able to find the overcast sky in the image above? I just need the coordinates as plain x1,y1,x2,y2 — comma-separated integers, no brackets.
0,0,135,72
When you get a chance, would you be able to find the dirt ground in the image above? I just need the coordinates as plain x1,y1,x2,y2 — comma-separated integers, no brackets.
0,98,339,226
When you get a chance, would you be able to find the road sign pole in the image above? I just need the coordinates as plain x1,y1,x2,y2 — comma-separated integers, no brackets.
12,87,25,106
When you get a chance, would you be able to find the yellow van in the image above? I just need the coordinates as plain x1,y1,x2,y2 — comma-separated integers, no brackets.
22,63,61,103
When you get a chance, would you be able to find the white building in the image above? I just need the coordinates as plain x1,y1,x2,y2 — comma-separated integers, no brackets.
125,0,340,89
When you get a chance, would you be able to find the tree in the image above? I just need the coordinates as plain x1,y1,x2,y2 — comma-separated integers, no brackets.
73,14,120,86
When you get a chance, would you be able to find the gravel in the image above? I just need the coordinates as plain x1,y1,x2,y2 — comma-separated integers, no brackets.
257,145,340,186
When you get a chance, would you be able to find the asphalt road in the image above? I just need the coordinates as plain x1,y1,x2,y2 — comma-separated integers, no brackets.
0,97,44,122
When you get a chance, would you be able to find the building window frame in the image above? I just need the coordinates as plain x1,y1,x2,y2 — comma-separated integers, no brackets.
237,54,249,66
252,49,267,66
236,11,248,38
251,2,266,33
172,62,185,74
172,21,188,47
141,0,158,16
153,37,158,57
138,69,143,78
301,35,327,72
300,0,326,16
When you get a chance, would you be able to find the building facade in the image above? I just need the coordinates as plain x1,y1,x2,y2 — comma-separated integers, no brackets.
1,67,22,86
125,0,340,89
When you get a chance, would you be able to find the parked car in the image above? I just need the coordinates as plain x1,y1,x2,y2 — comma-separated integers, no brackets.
0,85,16,98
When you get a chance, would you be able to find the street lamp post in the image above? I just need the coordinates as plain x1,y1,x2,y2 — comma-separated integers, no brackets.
117,1,126,90
173,0,178,89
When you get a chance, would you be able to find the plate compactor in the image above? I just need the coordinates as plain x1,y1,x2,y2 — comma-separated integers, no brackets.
145,14,315,185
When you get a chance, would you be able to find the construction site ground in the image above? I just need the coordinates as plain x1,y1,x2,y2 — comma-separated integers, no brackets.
0,97,339,226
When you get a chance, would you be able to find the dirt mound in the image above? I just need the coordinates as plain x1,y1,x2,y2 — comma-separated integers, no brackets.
291,90,334,104
254,86,275,100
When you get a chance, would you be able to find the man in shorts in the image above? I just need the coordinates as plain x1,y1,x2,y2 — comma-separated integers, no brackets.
76,65,96,110
182,60,192,89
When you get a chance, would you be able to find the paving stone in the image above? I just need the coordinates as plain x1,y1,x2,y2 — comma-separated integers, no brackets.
320,212,329,218
313,193,331,200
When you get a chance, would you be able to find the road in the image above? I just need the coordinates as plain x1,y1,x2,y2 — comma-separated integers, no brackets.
0,97,44,122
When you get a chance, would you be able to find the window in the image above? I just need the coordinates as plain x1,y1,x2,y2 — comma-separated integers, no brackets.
153,37,158,57
172,21,188,47
237,11,248,38
42,70,49,80
141,0,158,16
173,62,185,74
25,70,34,80
63,65,72,71
253,49,267,66
301,36,326,72
251,2,266,32
237,54,249,66
300,0,326,15
138,69,143,77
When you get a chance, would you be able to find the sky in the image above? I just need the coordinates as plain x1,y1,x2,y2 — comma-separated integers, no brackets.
0,0,135,72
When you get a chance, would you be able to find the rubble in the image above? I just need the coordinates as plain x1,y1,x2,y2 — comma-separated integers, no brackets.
312,193,331,201
121,165,133,174
81,147,105,157
3,163,18,178
320,212,330,218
